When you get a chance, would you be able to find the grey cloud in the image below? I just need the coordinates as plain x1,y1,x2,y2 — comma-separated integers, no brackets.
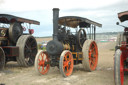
63,1,127,13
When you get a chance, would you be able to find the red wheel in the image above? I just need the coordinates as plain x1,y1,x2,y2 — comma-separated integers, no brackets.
34,50,50,75
82,40,98,71
59,50,74,77
114,49,124,85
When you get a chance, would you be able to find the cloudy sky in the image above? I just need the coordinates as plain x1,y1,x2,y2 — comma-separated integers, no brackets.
0,0,128,37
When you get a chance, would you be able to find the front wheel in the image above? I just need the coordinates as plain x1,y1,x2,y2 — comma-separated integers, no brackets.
34,50,50,75
114,49,124,85
59,50,74,77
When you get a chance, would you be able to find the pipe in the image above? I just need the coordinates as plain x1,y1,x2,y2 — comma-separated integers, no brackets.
94,26,96,40
53,8,59,40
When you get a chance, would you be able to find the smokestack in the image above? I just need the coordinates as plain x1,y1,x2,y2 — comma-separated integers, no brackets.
53,8,59,40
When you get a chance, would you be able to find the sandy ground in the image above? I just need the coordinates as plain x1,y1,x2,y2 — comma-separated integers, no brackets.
36,37,52,42
0,42,128,85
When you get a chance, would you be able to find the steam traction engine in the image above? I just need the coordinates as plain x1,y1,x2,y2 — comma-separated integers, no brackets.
35,8,102,77
114,11,128,85
0,14,40,70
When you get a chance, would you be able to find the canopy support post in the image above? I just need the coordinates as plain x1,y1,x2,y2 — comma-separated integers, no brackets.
94,26,96,40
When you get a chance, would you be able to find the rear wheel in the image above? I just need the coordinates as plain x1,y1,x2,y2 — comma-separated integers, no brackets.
35,50,50,75
59,50,74,77
82,40,98,71
16,35,37,67
0,47,5,70
114,49,124,85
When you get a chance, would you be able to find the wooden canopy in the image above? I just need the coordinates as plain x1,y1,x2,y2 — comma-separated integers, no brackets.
0,14,40,25
118,11,128,22
58,16,102,28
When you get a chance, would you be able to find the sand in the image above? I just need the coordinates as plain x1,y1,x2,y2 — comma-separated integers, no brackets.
0,42,128,85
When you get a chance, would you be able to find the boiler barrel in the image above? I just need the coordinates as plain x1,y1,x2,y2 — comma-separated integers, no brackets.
46,40,63,55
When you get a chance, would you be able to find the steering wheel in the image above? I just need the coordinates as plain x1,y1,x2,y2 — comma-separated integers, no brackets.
77,29,87,48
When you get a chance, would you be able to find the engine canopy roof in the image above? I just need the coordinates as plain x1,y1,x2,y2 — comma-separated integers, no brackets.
58,16,102,28
118,11,128,22
0,14,40,25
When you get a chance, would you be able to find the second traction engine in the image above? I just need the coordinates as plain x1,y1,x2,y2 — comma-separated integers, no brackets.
46,8,87,66
34,8,102,77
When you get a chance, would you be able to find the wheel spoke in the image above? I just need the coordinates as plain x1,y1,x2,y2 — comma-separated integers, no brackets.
24,52,29,58
26,38,31,46
89,59,92,65
44,56,47,62
29,40,35,46
38,57,40,63
64,56,67,61
31,46,37,50
63,61,68,67
41,53,44,60
41,67,44,73
68,56,72,62
29,57,34,64
92,47,95,52
25,43,30,49
91,60,95,66
30,51,36,56
92,55,96,58
66,65,69,72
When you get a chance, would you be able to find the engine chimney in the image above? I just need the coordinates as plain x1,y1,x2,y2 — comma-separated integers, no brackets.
53,8,59,40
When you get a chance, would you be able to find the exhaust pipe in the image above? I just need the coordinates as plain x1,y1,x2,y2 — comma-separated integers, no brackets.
46,8,64,55
53,8,59,40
